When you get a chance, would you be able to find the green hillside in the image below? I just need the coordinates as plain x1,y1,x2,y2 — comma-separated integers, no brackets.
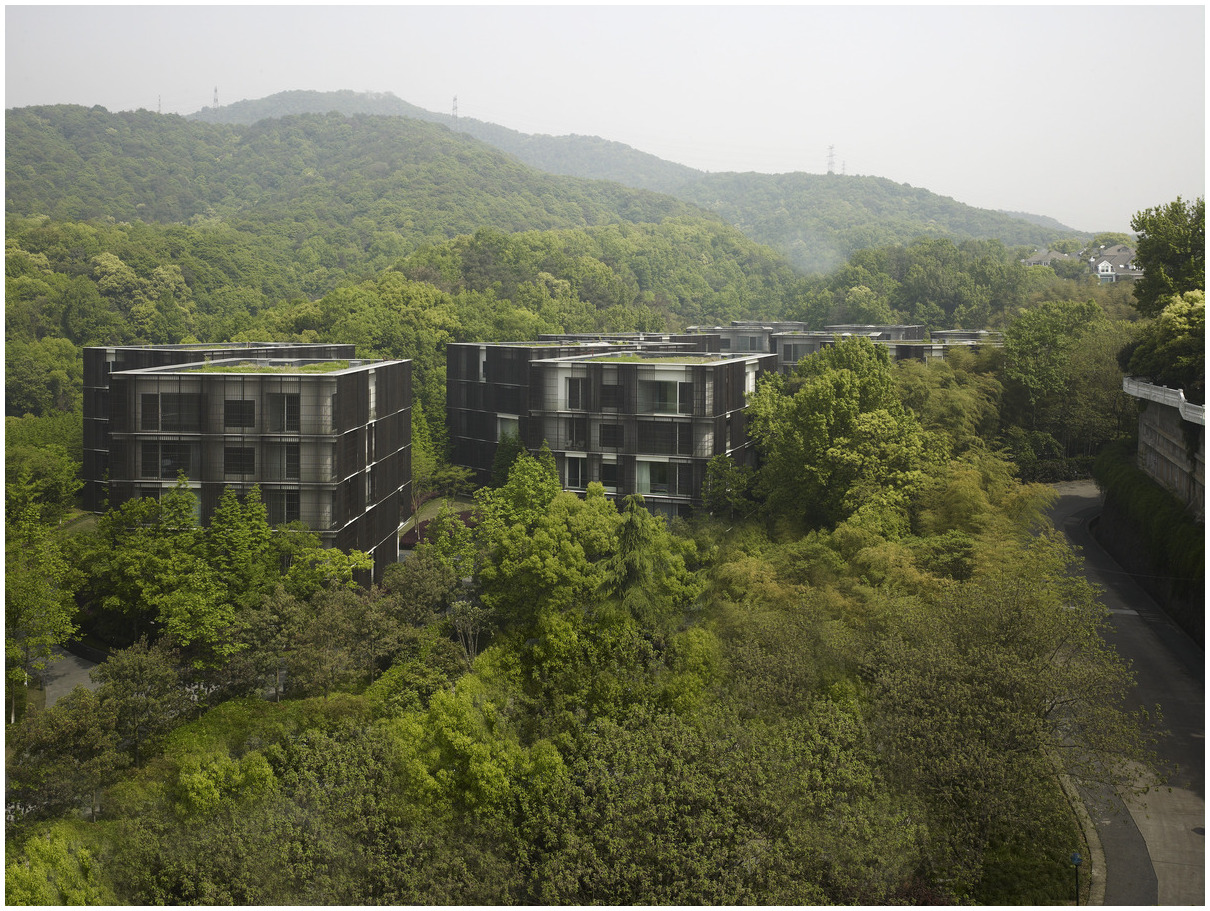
668,171,1068,273
5,105,699,270
181,90,1079,273
186,90,704,194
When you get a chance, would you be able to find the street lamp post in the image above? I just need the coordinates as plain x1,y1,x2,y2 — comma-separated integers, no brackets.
1071,851,1083,905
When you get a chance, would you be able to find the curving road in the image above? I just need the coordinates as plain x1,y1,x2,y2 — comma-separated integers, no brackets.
1049,481,1204,906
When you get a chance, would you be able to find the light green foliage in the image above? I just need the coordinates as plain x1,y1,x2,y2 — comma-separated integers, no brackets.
1001,298,1134,460
477,481,619,630
1125,290,1205,403
206,486,276,606
5,824,114,905
1130,196,1205,316
174,751,276,818
749,337,939,531
5,447,82,524
895,349,1002,456
5,495,79,707
278,524,373,599
1003,299,1102,414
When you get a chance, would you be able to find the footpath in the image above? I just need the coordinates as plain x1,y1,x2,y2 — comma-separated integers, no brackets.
1050,481,1205,906
40,646,99,708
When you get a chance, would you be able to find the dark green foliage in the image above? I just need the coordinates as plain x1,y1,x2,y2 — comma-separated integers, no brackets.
92,637,194,767
1125,291,1205,403
1130,196,1205,317
490,430,526,487
6,688,125,823
6,106,696,296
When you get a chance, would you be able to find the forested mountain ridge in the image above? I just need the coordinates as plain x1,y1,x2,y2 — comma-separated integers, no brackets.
668,171,1069,273
187,89,705,194
5,104,701,246
183,89,1079,272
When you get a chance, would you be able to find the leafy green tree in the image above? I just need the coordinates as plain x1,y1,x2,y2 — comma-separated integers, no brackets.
7,687,125,821
93,637,193,766
5,824,114,905
490,431,526,487
600,495,702,630
701,453,756,518
5,495,79,721
205,486,276,607
77,478,205,641
997,298,1118,462
1124,290,1205,403
866,532,1158,895
4,336,83,417
5,446,82,524
1130,196,1205,316
748,337,938,532
284,585,361,698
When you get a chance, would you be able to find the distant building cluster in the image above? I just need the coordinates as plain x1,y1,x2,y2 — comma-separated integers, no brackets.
84,327,1001,571
1022,243,1144,283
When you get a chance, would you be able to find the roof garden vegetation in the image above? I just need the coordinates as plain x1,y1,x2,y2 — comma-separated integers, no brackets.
188,360,352,374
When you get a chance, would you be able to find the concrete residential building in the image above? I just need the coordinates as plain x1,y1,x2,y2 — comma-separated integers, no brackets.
100,354,412,582
447,340,775,516
83,343,356,512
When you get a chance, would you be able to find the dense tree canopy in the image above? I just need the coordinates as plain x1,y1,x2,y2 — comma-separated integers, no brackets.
1130,196,1206,317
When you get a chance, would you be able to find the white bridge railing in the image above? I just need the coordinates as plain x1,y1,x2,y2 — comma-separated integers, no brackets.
1123,377,1205,425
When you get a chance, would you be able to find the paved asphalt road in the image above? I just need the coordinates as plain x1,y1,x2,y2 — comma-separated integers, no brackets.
1049,482,1204,906
41,646,99,708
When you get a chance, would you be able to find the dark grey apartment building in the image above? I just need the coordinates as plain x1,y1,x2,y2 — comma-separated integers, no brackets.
83,343,356,512
447,339,776,517
88,347,411,582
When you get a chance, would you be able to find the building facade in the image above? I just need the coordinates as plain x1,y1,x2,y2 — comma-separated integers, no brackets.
83,343,356,512
447,340,774,517
101,355,412,582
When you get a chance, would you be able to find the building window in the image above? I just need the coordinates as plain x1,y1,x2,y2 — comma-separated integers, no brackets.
600,423,623,449
224,447,255,476
678,463,693,496
159,443,193,479
638,461,670,495
600,384,622,409
567,377,586,410
140,442,159,479
678,382,694,415
566,416,587,450
224,399,255,428
161,393,202,432
141,394,159,431
639,380,676,413
266,490,301,525
566,457,586,489
268,393,301,432
677,423,693,455
600,460,618,490
498,415,520,442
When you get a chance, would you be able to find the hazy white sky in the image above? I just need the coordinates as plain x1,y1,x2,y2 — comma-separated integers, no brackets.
5,3,1206,232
